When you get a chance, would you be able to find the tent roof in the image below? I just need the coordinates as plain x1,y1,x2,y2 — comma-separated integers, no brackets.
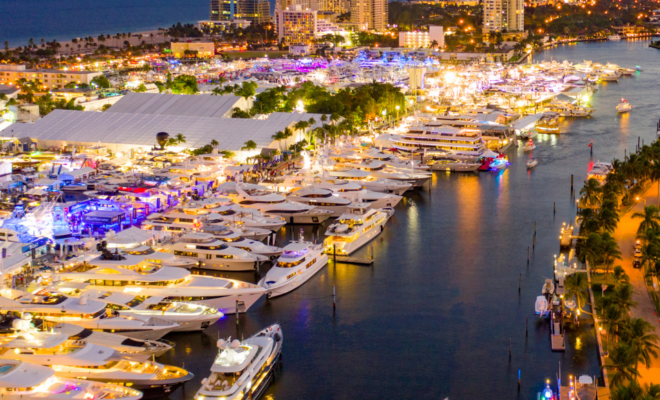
106,92,242,118
510,114,544,130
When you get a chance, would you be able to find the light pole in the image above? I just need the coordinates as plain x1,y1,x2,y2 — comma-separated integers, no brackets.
382,109,387,127
636,196,647,206
396,105,400,122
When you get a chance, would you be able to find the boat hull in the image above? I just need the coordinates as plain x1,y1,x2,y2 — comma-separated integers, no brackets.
259,255,329,298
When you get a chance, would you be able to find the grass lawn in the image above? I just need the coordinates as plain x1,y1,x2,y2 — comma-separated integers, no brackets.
218,51,288,60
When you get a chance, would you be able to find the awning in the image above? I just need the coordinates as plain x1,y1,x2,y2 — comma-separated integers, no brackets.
82,210,124,225
510,114,544,130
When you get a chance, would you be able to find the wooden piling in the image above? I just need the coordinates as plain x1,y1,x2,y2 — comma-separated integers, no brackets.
553,202,555,215
526,317,529,337
519,273,521,293
534,222,536,235
509,338,512,361
333,284,336,311
533,234,535,250
333,244,336,264
571,175,573,192
527,247,530,264
235,299,239,325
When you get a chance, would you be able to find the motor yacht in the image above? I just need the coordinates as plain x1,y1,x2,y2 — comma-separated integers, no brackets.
393,125,488,160
258,241,328,298
425,156,480,172
199,221,273,242
286,187,352,217
324,203,393,255
81,289,223,332
334,158,431,188
0,320,192,397
616,98,632,113
0,289,179,340
0,359,143,399
600,72,619,82
361,148,430,171
326,169,412,195
52,255,265,314
546,101,594,118
234,187,333,224
118,245,199,269
587,162,613,181
184,202,287,231
192,222,282,258
311,178,403,208
607,34,622,41
194,324,283,400
160,232,268,271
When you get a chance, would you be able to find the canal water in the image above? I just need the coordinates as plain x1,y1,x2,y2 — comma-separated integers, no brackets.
160,39,660,400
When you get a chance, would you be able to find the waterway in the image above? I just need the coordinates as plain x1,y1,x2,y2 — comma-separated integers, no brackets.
153,39,660,400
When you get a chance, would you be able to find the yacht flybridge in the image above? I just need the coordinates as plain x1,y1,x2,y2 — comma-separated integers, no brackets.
394,125,488,160
190,221,282,258
286,187,352,216
259,241,328,298
159,232,268,271
312,177,403,208
326,169,412,195
234,186,333,224
0,289,178,340
324,203,393,255
52,255,265,314
183,201,287,231
0,359,143,399
194,324,283,400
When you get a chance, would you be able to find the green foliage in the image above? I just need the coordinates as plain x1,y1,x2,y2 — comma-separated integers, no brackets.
167,75,198,95
91,75,111,89
134,83,148,93
167,23,203,38
101,104,112,112
231,107,251,118
34,93,84,116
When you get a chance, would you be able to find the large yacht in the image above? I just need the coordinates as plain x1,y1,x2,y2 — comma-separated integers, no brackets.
182,200,287,231
259,241,328,298
286,187,352,217
192,222,282,258
194,324,283,400
159,232,268,271
360,148,430,171
312,177,403,208
393,125,487,160
324,203,393,255
0,320,192,397
0,290,178,340
0,359,143,399
234,187,333,224
332,158,431,188
52,255,266,314
326,169,412,194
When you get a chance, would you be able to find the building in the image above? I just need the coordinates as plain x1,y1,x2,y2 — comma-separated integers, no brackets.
0,65,102,90
210,0,270,24
399,26,444,48
408,67,426,91
290,44,311,55
611,24,647,35
171,42,216,58
276,5,318,45
198,19,252,33
350,0,388,31
483,0,524,33
275,0,345,13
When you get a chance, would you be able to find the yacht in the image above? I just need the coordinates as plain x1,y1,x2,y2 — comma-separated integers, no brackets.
160,232,268,271
234,187,333,224
258,242,328,298
425,156,480,172
526,157,538,169
200,221,273,242
286,187,352,217
587,161,613,181
184,202,287,231
324,203,393,255
0,289,179,340
82,289,223,332
312,178,403,208
601,72,619,82
118,245,198,269
52,256,266,314
0,322,192,397
545,101,594,117
194,324,283,400
523,139,536,151
0,359,143,399
192,222,282,258
616,98,632,113
361,148,430,171
326,169,412,195
333,158,431,188
608,34,622,41
393,125,487,161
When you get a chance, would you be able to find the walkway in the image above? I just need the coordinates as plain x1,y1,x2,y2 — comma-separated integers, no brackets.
613,181,660,385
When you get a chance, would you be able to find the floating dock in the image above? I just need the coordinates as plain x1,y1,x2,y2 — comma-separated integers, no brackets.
330,256,374,265
559,222,574,248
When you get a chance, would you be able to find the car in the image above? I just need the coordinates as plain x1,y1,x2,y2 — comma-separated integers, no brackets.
634,248,643,258
633,259,642,269
635,240,642,250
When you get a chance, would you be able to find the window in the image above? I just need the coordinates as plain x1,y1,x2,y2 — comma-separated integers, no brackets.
174,250,199,257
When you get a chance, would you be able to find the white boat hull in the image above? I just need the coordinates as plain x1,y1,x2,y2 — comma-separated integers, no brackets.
326,218,388,255
259,255,329,298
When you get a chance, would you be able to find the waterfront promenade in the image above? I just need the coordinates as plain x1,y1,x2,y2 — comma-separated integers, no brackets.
613,181,660,385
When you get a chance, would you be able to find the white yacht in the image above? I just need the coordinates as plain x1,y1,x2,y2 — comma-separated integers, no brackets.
327,169,412,195
312,178,403,208
119,245,199,269
193,222,282,259
161,232,268,271
286,187,352,217
361,148,430,171
258,242,328,298
425,156,480,172
194,324,283,400
234,187,333,224
0,321,193,397
394,125,488,160
0,289,179,340
0,359,143,400
52,256,266,314
608,34,622,41
324,203,393,255
82,289,223,332
333,158,431,188
183,200,287,231
616,98,632,113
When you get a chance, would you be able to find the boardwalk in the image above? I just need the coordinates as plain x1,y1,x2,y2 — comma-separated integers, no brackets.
613,181,660,385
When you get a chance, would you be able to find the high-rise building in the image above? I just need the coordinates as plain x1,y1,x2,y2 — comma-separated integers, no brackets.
350,0,388,31
399,26,444,48
210,0,271,24
276,5,318,45
483,0,524,33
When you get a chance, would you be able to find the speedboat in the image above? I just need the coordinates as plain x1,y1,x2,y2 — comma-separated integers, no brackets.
51,256,266,314
324,203,393,255
162,232,268,271
616,98,632,113
535,295,549,317
526,157,538,169
259,241,328,298
286,187,352,217
0,359,143,399
542,279,555,296
194,324,283,400
523,139,536,151
607,34,621,41
234,186,333,224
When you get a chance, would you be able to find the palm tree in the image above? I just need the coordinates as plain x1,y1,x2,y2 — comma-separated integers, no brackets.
241,140,257,152
609,283,637,316
175,134,186,145
601,303,624,342
601,232,622,274
605,343,641,387
580,178,603,208
620,317,660,368
633,205,660,235
613,266,630,284
598,202,620,233
429,39,439,50
293,120,309,143
272,131,285,152
611,380,644,400
565,273,589,312
210,139,219,148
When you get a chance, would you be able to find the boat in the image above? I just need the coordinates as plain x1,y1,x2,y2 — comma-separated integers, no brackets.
526,157,538,169
600,72,619,82
542,279,555,296
393,124,488,160
234,186,333,224
324,203,393,255
657,119,660,138
184,202,287,231
194,221,282,258
608,34,622,41
616,98,632,113
194,324,283,400
0,359,143,399
587,161,613,181
426,156,480,172
519,129,538,139
161,232,269,271
312,178,403,208
523,139,536,152
535,295,549,317
286,187,352,217
52,255,266,314
326,169,411,194
259,240,328,298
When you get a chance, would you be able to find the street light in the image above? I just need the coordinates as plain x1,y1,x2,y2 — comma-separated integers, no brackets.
395,105,400,121
636,196,646,206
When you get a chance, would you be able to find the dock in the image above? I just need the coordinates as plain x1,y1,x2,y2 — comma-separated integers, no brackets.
559,222,574,248
329,256,374,265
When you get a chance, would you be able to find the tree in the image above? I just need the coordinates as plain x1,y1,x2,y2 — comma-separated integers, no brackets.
241,140,257,152
210,139,219,148
134,83,148,93
231,107,251,118
633,205,660,235
91,75,111,89
168,75,198,95
234,81,258,106
608,283,637,316
174,134,186,145
605,343,641,387
565,273,589,312
580,178,603,208
620,317,660,368
601,232,622,274
429,39,439,50
272,131,286,152
101,104,112,112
